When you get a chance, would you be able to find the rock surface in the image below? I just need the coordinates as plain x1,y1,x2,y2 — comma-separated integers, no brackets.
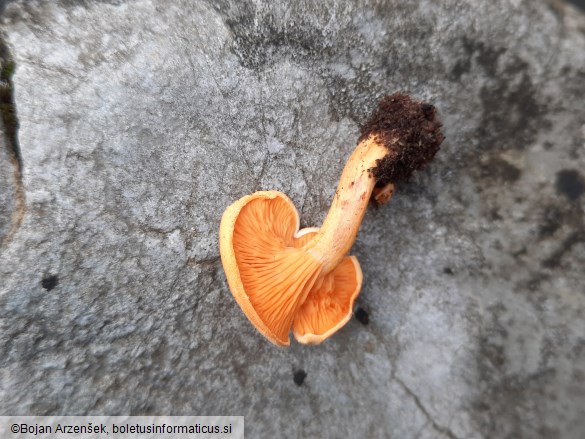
0,122,14,242
1,1,585,438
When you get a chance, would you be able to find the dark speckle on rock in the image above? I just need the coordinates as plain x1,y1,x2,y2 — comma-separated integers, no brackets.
479,157,522,183
539,205,564,238
566,0,585,13
489,208,503,221
477,62,546,153
354,307,369,325
451,37,507,79
541,231,585,268
293,369,307,386
556,169,585,201
481,339,506,369
41,274,58,291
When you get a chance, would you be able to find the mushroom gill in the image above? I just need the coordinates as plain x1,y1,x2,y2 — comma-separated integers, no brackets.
292,230,362,344
220,191,323,346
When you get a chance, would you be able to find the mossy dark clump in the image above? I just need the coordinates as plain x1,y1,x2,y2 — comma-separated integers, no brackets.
359,92,444,184
0,38,20,171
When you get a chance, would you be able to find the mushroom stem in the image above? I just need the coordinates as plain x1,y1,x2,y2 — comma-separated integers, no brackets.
303,135,393,273
302,93,444,275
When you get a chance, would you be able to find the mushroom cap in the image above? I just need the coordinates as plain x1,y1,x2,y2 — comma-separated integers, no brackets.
220,191,322,346
219,191,362,346
292,230,363,345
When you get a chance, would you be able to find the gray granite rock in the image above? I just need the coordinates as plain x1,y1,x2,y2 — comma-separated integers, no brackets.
0,122,14,242
1,0,585,438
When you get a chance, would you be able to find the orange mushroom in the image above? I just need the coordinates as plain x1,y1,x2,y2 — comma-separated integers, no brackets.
219,93,444,346
292,229,362,345
219,191,362,346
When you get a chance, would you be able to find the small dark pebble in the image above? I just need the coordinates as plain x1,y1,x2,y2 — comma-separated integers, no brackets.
41,274,59,291
354,307,369,325
293,369,307,386
443,267,454,275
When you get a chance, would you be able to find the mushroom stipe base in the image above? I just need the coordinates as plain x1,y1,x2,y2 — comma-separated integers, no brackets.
219,92,444,346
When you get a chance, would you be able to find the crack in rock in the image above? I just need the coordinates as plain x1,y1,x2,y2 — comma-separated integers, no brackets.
0,35,24,247
394,376,461,439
